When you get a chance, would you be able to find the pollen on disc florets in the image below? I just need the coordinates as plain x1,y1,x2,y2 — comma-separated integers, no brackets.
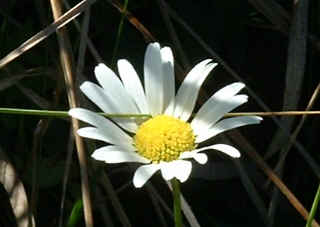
134,115,196,163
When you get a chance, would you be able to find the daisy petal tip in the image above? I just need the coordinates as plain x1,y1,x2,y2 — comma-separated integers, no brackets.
228,151,240,158
133,165,160,188
161,46,171,52
209,144,241,159
150,42,160,48
68,108,81,117
146,42,160,54
68,109,74,116
133,178,144,188
229,150,241,158
95,63,107,69
256,116,263,121
195,153,208,164
203,58,213,63
117,59,126,68
178,177,187,183
79,81,93,93
161,47,174,63
133,172,150,188
79,81,87,90
209,61,218,67
117,59,129,73
238,95,249,104
235,82,246,90
159,162,175,181
80,80,90,87
175,160,192,182
161,46,172,54
94,63,111,78
242,94,249,100
75,128,83,136
250,116,264,123
163,174,174,181
91,151,106,162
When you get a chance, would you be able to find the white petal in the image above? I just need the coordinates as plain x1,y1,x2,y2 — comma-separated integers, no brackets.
68,108,133,146
174,160,192,182
77,127,135,150
212,82,245,98
160,160,192,182
161,47,175,116
191,82,247,132
117,59,149,114
174,60,217,121
80,81,115,113
191,94,248,135
91,146,150,164
192,153,208,164
195,144,241,158
77,127,116,145
80,82,138,132
179,151,208,164
159,162,176,181
111,118,138,133
133,164,160,188
144,43,163,115
94,63,139,114
196,116,263,143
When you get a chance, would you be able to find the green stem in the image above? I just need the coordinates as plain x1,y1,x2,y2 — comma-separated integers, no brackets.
171,178,182,227
111,0,129,66
0,107,151,118
306,183,320,227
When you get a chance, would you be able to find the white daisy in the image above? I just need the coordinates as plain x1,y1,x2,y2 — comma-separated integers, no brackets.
69,42,262,188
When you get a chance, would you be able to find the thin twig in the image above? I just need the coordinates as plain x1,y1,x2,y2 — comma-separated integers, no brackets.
63,0,102,62
95,188,115,227
274,81,320,170
29,120,49,222
232,159,269,225
58,127,75,227
0,0,97,69
111,0,129,66
156,0,190,69
49,1,94,226
76,5,91,75
267,0,311,223
100,172,132,227
108,0,156,42
0,107,320,118
226,110,320,117
146,187,168,227
229,130,320,227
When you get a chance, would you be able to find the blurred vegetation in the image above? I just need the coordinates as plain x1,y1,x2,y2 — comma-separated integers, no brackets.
0,0,320,226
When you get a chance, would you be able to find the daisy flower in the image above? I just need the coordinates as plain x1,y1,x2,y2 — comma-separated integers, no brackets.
69,42,262,188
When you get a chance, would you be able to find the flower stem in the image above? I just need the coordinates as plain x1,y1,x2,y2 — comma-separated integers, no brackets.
0,107,151,118
306,183,320,227
171,178,182,227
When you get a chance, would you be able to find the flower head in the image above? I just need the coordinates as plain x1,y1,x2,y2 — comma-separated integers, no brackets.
69,42,262,188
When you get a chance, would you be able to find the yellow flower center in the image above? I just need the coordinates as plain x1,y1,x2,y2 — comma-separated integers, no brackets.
134,115,196,163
